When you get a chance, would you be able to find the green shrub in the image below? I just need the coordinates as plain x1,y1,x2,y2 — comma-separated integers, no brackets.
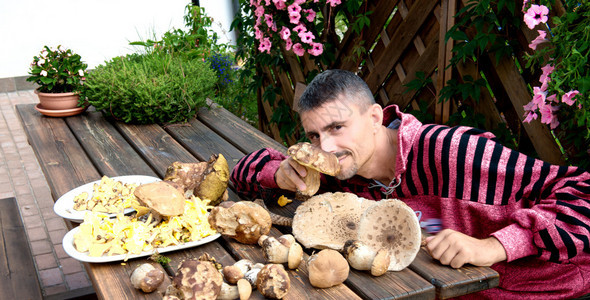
82,53,216,124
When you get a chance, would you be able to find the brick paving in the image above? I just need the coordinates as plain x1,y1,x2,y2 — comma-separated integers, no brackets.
0,89,95,299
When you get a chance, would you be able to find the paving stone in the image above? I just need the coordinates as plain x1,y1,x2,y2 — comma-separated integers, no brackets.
39,268,64,287
65,272,91,290
60,257,84,275
23,214,44,228
20,204,39,216
43,284,68,296
45,217,67,231
35,253,58,270
27,226,48,241
49,229,67,245
54,244,69,259
30,240,53,255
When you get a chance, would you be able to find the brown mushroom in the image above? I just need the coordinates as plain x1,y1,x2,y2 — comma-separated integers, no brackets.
357,199,421,271
292,192,374,250
287,142,340,196
307,249,349,288
222,259,254,284
208,201,272,244
258,234,303,269
256,264,290,299
342,240,391,276
217,279,252,300
133,181,186,222
165,260,223,300
130,263,165,293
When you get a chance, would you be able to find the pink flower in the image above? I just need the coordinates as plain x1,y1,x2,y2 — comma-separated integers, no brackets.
300,31,315,44
532,86,547,105
308,42,323,56
258,37,272,54
272,0,286,10
521,0,529,13
524,4,549,29
255,27,263,39
288,3,301,14
304,9,316,22
529,30,548,50
562,90,580,106
294,0,305,4
254,5,265,17
285,39,293,50
539,103,558,125
293,24,306,34
546,94,557,103
280,26,291,40
539,64,554,85
264,0,270,5
327,0,341,7
550,116,560,129
264,14,274,28
289,12,301,24
292,43,305,56
523,99,538,112
523,111,538,123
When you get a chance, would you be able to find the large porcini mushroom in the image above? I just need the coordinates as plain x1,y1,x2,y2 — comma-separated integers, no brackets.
163,154,229,206
130,263,165,293
357,199,421,271
258,234,303,269
307,249,349,288
133,181,186,222
287,142,340,196
342,240,391,276
292,192,374,250
222,259,254,284
165,260,223,300
208,201,272,244
256,264,290,299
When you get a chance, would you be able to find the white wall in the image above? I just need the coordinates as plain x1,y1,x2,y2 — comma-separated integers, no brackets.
0,1,190,78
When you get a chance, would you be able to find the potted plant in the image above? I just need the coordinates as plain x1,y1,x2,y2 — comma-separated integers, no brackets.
27,45,88,116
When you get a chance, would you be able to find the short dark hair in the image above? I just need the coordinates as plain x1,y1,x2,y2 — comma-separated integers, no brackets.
297,69,375,113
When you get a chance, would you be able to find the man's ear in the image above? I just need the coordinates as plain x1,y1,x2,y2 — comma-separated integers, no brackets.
369,103,383,127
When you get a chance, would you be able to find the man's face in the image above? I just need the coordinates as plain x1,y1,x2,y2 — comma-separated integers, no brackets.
300,97,376,180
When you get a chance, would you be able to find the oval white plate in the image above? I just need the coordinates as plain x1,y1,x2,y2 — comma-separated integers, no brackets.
54,175,161,222
63,226,221,263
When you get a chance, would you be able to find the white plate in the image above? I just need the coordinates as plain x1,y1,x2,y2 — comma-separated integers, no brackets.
54,175,161,222
63,226,221,263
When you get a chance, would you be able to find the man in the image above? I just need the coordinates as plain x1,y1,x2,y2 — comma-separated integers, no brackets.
231,69,590,298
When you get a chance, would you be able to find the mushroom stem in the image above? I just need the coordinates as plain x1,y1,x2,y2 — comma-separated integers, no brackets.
342,240,391,276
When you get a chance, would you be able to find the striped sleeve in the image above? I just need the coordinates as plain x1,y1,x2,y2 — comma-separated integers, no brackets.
230,148,287,201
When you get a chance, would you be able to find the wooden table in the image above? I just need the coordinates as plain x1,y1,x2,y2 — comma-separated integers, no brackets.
17,103,498,299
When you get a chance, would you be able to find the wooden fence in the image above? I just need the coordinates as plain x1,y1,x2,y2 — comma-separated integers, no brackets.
256,0,566,165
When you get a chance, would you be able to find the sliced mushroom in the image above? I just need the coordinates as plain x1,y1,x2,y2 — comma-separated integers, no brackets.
287,142,340,196
357,199,421,271
292,192,374,250
307,249,349,288
208,201,272,244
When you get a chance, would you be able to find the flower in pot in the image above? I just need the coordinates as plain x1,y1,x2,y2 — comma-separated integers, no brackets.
27,45,88,115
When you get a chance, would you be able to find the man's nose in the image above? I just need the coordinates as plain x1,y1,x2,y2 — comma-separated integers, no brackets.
319,136,337,153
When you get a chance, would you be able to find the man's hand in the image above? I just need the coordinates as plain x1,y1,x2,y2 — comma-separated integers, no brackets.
425,229,507,268
274,157,308,192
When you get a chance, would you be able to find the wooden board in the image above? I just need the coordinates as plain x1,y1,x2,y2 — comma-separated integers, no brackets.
0,197,43,300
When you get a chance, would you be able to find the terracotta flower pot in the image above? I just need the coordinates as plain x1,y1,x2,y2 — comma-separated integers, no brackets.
35,90,81,110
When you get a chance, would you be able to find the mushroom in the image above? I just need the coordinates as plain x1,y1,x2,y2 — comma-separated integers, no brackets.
357,199,421,271
256,264,290,299
129,263,165,293
133,181,186,223
287,142,340,196
217,279,252,300
342,240,391,276
222,259,254,284
165,259,224,300
292,192,374,250
307,249,349,288
208,201,272,244
243,263,264,287
258,234,303,269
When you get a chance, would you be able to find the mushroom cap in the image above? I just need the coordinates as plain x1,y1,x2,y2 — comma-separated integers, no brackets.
208,201,272,244
256,264,290,299
357,199,421,271
133,181,185,216
173,260,223,300
287,142,340,176
130,263,165,293
307,249,349,288
292,192,374,250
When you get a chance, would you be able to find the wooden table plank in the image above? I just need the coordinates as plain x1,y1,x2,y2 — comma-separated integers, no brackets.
16,105,101,198
198,104,286,154
65,110,159,177
409,248,499,299
165,118,246,171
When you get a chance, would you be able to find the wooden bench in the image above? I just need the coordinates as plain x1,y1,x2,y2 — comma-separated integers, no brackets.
17,103,498,299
